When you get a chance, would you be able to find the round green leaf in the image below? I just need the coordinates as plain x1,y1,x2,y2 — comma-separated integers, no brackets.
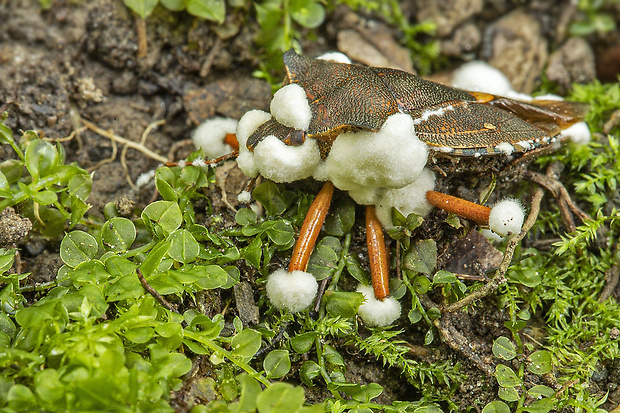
256,382,304,413
482,401,511,413
498,386,520,402
290,0,325,28
60,230,98,267
123,0,158,18
299,360,320,386
101,217,136,252
168,229,200,264
142,200,183,236
494,364,521,388
404,239,437,274
290,331,317,354
265,220,294,246
413,275,431,294
235,208,257,226
186,0,225,23
24,139,59,180
231,329,262,359
492,336,517,361
527,350,552,375
263,349,291,379
527,385,555,398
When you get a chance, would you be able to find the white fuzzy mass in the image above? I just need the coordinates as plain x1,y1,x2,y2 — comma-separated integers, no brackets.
266,269,318,313
192,117,238,159
489,198,525,237
270,84,312,131
315,113,428,192
253,135,321,183
356,284,401,327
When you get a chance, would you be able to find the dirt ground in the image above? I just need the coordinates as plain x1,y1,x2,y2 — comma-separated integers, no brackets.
1,0,619,410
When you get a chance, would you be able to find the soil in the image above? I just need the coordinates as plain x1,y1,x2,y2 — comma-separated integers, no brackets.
1,0,618,410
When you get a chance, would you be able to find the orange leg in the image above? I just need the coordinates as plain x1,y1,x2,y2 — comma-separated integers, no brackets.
426,190,491,225
289,181,335,272
366,205,390,301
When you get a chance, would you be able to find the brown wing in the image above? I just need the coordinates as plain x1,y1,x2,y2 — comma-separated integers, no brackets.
413,101,558,156
284,50,398,137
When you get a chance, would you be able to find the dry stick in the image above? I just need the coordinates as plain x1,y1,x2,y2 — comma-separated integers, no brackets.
200,37,222,78
166,138,194,161
137,269,179,313
81,118,169,164
120,119,166,188
87,129,118,173
442,186,545,313
366,205,390,300
288,181,335,272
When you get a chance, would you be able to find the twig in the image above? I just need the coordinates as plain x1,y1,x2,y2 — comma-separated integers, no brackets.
87,127,118,173
137,269,179,313
81,118,169,163
121,119,165,188
200,37,222,78
167,138,194,161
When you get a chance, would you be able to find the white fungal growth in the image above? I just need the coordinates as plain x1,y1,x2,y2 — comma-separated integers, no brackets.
413,105,454,125
237,190,252,204
235,110,272,178
495,142,515,156
451,61,513,96
356,285,401,327
266,269,318,313
315,113,428,192
270,84,312,131
136,169,155,189
253,135,321,183
560,121,591,145
374,168,436,228
488,198,525,237
192,117,238,159
317,52,352,64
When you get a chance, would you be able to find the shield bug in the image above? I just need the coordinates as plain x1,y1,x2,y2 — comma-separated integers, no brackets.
195,51,588,325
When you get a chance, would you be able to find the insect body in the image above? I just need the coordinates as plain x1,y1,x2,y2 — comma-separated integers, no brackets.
246,50,587,158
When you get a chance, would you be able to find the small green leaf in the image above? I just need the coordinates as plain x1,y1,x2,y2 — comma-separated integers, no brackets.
482,401,511,413
498,386,519,402
433,270,457,284
123,0,159,18
527,385,555,398
307,237,340,281
290,331,317,354
101,217,136,252
241,236,262,269
325,291,365,318
235,374,261,413
492,336,517,361
24,139,59,180
345,254,368,284
231,329,262,358
160,0,185,11
142,200,183,237
300,360,320,386
527,350,552,375
290,0,325,28
413,275,431,294
404,239,437,274
235,208,257,226
408,309,422,324
253,181,287,216
494,364,521,388
140,241,171,277
263,349,291,378
266,220,294,246
424,328,434,345
524,397,556,413
60,231,98,268
324,197,355,236
168,229,200,264
256,382,304,413
186,0,226,23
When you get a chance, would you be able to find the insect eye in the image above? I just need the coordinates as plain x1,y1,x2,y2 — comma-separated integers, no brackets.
287,129,306,146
